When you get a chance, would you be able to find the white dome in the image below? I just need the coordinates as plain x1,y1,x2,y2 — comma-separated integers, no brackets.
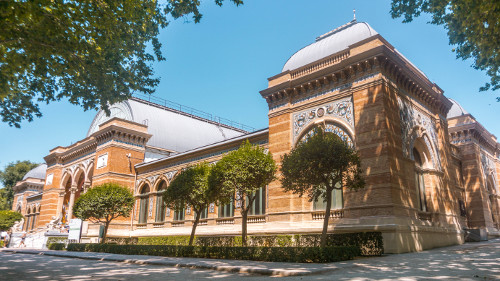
282,20,378,72
447,98,468,118
22,164,47,180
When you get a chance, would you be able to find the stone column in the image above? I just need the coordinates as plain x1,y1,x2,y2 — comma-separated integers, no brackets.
83,182,91,194
67,185,78,221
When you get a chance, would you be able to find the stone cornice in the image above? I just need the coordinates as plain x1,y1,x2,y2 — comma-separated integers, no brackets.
94,123,152,147
449,121,498,153
261,42,452,118
45,118,152,167
135,129,269,174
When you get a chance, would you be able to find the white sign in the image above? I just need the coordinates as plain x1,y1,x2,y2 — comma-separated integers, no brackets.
68,219,82,241
97,153,108,169
46,173,53,185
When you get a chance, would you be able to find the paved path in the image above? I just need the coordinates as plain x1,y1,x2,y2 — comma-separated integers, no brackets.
1,239,499,280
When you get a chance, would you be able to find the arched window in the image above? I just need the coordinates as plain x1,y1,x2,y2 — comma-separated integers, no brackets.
25,208,31,232
155,181,167,222
138,184,150,224
413,147,427,212
486,178,498,227
299,123,351,212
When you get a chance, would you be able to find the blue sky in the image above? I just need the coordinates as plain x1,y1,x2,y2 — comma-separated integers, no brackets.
1,0,498,186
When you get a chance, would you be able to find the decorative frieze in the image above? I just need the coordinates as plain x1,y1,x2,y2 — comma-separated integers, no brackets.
292,97,354,144
397,96,441,170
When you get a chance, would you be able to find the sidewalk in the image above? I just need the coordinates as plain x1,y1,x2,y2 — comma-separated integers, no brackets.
2,239,499,278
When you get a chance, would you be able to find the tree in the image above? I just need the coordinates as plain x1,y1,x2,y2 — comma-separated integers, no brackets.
73,183,134,243
390,0,500,98
0,210,23,231
280,127,365,247
210,141,276,246
0,0,243,128
0,161,39,210
163,163,218,246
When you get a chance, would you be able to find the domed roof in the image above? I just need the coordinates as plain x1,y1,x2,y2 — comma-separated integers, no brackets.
447,98,469,118
282,20,378,72
22,164,47,181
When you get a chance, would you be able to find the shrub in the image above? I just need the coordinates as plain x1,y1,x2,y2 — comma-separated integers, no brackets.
48,243,66,250
138,236,190,246
66,243,359,263
137,232,383,256
46,237,68,249
105,237,138,245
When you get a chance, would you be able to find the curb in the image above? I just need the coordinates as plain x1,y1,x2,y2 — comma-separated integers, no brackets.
2,249,351,277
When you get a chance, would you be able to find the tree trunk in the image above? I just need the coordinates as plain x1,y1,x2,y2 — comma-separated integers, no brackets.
189,211,201,246
241,208,248,246
101,221,110,244
321,187,333,248
241,195,257,247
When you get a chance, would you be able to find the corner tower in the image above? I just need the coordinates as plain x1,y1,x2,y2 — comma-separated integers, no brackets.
261,19,462,253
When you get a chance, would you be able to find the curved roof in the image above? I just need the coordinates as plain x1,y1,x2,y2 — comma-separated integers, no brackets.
22,164,47,180
282,20,378,72
87,98,245,153
447,98,469,118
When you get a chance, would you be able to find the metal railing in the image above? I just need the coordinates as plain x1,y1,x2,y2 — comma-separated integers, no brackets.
133,93,255,132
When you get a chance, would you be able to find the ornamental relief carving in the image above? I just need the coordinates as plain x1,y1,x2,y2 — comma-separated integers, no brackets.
292,97,354,144
397,96,441,170
481,151,499,193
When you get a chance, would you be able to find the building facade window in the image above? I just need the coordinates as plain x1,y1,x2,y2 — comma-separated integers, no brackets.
198,207,208,219
174,206,185,221
248,187,266,216
138,185,150,224
155,181,167,222
313,182,343,210
413,147,427,212
218,200,234,218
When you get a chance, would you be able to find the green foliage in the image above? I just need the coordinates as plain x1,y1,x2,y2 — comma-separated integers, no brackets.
46,237,68,249
390,0,500,96
163,163,216,245
67,243,358,263
48,243,66,251
138,236,191,246
281,128,365,201
280,127,365,247
104,237,138,245
0,210,23,230
73,183,134,243
210,140,276,245
0,0,244,127
0,161,39,210
136,232,384,256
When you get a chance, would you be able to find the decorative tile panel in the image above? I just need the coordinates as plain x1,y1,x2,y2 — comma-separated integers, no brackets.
292,97,354,144
148,197,153,217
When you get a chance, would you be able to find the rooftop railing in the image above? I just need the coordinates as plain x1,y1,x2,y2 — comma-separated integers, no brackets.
133,93,255,133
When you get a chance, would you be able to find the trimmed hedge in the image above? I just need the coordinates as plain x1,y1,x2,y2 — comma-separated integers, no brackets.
48,243,66,250
46,237,68,249
105,237,138,245
138,232,383,256
67,243,359,263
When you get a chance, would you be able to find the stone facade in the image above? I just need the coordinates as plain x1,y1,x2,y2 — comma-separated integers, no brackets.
12,20,500,253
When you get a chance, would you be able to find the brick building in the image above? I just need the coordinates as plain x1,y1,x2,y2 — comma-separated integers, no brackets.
12,19,500,253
